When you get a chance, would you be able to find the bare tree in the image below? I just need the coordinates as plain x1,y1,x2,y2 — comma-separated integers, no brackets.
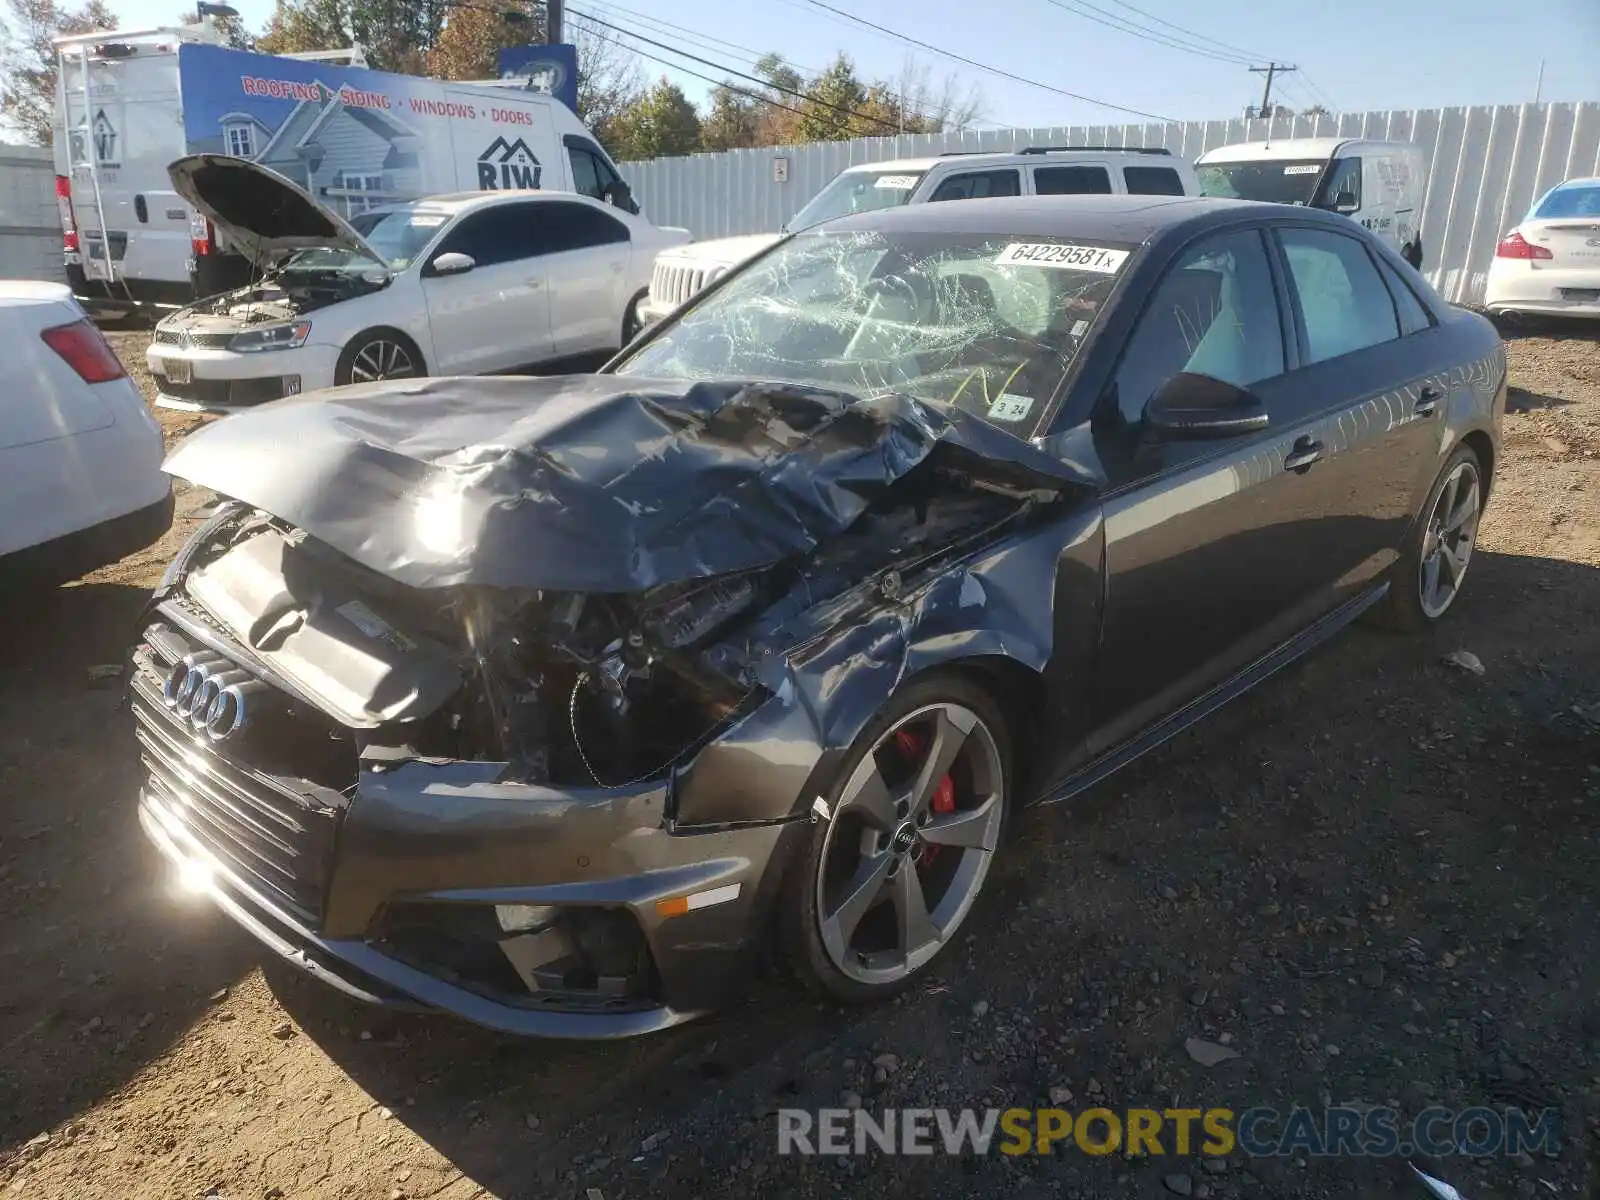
0,0,116,145
572,21,643,146
887,54,985,133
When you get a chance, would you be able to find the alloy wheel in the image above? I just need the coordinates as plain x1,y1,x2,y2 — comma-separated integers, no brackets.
816,702,1006,986
349,339,417,383
1419,458,1481,618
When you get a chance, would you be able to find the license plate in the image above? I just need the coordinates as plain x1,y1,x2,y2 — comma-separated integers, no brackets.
1560,288,1600,302
163,357,192,385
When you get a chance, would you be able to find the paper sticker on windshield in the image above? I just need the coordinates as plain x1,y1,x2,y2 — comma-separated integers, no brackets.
873,174,919,190
1283,164,1321,175
409,215,447,226
1070,319,1090,337
994,243,1128,273
987,392,1034,422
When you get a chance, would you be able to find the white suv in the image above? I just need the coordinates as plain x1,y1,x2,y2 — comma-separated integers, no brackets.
640,146,1199,326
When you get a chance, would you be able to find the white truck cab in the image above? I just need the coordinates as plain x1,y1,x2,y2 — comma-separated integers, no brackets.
640,146,1200,327
1195,138,1427,269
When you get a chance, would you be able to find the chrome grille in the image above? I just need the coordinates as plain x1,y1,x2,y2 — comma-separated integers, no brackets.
131,623,345,923
152,329,233,348
649,261,708,308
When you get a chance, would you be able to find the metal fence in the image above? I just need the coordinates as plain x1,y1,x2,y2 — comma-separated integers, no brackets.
0,144,62,282
624,102,1600,306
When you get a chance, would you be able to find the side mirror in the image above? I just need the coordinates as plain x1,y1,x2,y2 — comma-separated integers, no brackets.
604,180,637,214
1332,190,1359,213
1145,372,1269,440
425,251,475,278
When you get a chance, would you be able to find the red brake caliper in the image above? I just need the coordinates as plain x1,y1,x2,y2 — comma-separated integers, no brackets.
894,729,956,864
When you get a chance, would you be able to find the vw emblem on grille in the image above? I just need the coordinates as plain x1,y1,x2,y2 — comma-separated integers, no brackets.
162,653,252,740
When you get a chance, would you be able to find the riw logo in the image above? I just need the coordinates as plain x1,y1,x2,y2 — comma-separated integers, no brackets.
478,137,542,189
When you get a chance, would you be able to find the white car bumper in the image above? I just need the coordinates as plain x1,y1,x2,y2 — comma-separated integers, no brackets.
638,294,680,329
145,340,343,413
1483,261,1600,317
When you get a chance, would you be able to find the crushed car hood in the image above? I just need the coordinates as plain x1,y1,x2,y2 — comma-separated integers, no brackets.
169,153,383,269
161,375,1098,592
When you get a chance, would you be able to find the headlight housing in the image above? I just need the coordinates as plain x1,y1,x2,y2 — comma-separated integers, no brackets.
227,321,311,353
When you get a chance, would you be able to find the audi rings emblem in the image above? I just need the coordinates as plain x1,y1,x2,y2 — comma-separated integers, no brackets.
161,653,263,740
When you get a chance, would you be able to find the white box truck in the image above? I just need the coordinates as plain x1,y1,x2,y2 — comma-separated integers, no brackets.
53,23,638,315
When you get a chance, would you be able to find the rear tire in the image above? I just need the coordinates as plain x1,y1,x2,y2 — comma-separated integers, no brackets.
1377,444,1483,632
776,671,1013,1005
335,329,424,387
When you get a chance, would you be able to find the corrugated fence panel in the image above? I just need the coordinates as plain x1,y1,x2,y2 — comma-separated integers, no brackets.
0,144,61,282
623,102,1600,305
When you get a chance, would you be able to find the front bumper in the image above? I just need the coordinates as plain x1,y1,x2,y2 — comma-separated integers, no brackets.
145,341,342,413
637,295,679,328
130,608,813,1036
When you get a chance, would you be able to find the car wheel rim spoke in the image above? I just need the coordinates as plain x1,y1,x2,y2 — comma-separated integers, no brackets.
1419,462,1479,617
816,701,1005,984
820,851,894,960
891,863,939,965
352,341,414,383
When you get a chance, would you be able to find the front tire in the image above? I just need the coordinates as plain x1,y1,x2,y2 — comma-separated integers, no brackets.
335,329,424,387
1403,240,1423,270
1379,444,1483,631
621,290,647,345
778,671,1013,1004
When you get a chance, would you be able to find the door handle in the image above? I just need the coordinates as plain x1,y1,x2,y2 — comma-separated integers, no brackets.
1414,385,1442,417
1283,436,1324,473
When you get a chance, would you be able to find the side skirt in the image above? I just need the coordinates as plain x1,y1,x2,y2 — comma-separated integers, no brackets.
1038,581,1390,807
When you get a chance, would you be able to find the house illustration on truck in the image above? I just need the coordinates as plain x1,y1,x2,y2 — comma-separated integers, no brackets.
210,83,423,216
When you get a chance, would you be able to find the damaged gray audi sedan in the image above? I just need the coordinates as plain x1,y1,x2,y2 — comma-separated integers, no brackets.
134,195,1505,1036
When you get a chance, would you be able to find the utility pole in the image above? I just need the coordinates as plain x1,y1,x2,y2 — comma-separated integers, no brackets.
1248,63,1296,119
545,0,562,43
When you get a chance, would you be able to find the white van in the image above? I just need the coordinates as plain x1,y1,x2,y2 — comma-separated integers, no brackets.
53,24,637,315
640,146,1200,326
1195,138,1427,269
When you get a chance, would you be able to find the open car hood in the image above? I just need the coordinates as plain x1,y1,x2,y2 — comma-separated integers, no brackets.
161,375,1098,593
168,154,383,269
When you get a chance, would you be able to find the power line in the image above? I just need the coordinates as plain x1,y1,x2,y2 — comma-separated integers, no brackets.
580,0,970,128
796,0,1175,122
1099,0,1274,63
1037,0,1256,65
565,8,905,133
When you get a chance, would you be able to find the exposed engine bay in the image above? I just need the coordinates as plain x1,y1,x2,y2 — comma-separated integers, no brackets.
163,259,389,329
176,465,1029,790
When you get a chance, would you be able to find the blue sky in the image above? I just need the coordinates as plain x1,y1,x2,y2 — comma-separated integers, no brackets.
111,0,1599,128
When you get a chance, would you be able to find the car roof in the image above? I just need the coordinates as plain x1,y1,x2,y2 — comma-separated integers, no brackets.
1197,137,1419,163
408,189,573,213
813,193,1305,243
842,149,1187,174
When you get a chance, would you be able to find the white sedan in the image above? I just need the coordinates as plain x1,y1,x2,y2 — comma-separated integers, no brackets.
1485,177,1600,319
148,154,689,412
2,281,170,588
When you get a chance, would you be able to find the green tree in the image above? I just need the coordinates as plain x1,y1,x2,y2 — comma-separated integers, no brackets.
609,76,700,161
698,83,759,152
259,0,450,74
798,53,867,142
0,0,116,145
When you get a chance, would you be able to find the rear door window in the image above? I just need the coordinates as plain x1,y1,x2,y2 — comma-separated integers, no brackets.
526,201,630,254
1278,227,1401,363
1375,256,1433,335
1033,165,1113,195
1123,165,1186,196
928,170,1021,202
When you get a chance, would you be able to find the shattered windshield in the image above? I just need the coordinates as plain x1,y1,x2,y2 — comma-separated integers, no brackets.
280,206,448,274
613,229,1134,436
1198,160,1324,205
787,170,926,232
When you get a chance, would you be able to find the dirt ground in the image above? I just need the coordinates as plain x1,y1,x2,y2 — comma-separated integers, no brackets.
0,323,1596,1200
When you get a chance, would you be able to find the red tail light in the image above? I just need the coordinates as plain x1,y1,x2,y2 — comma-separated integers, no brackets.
190,214,213,257
55,175,79,253
1495,231,1553,260
41,319,127,384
